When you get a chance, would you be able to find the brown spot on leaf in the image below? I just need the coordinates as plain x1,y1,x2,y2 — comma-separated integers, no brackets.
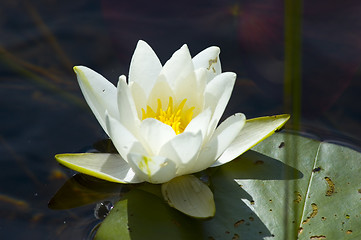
325,177,335,196
294,191,302,203
310,236,326,239
346,230,352,234
302,219,310,224
310,203,318,218
234,219,244,227
298,227,303,234
254,160,264,165
232,233,240,240
302,203,318,224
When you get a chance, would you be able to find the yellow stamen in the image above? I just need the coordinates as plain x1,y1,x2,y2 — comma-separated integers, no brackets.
142,97,195,134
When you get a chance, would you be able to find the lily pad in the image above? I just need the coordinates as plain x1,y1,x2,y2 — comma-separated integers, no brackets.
204,132,361,239
95,189,204,240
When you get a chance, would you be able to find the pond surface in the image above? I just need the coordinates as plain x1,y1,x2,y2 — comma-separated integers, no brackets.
1,0,361,239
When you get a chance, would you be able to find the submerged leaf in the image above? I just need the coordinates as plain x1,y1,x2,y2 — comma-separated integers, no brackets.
48,174,125,210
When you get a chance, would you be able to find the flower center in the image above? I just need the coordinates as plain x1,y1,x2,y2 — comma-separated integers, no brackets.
141,97,195,134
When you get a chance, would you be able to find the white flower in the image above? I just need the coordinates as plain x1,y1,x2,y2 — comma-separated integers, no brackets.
56,40,289,218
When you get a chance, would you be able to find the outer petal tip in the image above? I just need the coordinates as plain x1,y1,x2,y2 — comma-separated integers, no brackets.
55,153,144,184
213,114,291,167
135,39,150,49
228,71,237,79
73,65,86,75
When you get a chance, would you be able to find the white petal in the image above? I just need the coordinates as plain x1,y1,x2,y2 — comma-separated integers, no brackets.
105,113,147,161
204,72,237,138
140,118,176,155
161,175,215,218
173,71,199,112
212,114,290,167
146,75,175,111
194,68,207,101
192,46,221,78
130,81,147,120
184,108,212,140
172,69,207,116
117,76,141,133
74,66,118,136
127,153,177,184
129,40,162,97
192,113,246,172
55,153,143,183
159,131,203,175
160,44,194,90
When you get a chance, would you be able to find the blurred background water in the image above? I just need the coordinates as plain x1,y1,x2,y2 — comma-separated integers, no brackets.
0,0,360,239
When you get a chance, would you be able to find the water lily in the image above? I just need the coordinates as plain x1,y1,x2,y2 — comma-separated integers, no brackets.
56,40,289,218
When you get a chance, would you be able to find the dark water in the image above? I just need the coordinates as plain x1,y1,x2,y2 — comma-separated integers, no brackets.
1,0,361,239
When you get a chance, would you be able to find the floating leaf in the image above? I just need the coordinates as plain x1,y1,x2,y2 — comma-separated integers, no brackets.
203,132,361,239
95,189,204,240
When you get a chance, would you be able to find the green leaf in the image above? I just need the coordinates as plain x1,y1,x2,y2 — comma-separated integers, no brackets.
95,189,204,240
95,196,130,240
204,132,361,239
